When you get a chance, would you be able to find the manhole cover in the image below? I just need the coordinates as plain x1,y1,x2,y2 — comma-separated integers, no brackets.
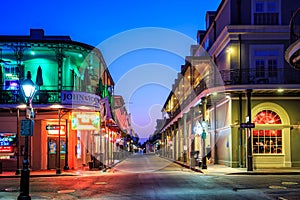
269,185,287,189
281,181,298,185
94,182,108,185
57,189,75,194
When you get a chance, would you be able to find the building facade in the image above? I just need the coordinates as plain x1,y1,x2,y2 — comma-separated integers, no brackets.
158,0,300,169
0,29,123,171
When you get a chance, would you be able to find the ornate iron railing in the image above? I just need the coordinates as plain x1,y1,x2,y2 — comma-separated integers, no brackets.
167,67,300,119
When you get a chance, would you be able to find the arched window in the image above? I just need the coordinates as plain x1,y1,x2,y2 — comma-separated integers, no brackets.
252,110,282,154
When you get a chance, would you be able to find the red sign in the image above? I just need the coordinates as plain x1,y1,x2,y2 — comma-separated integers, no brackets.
0,146,13,153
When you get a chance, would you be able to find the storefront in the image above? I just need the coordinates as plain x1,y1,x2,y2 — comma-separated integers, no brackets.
0,132,18,172
252,102,291,168
0,132,17,159
0,29,117,172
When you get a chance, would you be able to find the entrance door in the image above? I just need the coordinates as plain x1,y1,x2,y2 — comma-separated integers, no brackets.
47,137,66,170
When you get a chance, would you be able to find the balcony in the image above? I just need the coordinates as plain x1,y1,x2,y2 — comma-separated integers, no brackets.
219,68,300,85
167,67,300,120
254,13,279,25
0,89,61,104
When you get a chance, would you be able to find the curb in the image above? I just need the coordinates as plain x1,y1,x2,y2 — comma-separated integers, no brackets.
0,172,80,178
162,156,204,173
163,156,300,176
174,161,203,173
227,171,300,175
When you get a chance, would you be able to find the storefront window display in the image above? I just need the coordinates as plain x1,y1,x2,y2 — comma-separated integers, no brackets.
0,133,17,157
252,110,282,154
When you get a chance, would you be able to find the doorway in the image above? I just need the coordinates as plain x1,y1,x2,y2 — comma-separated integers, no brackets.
47,137,66,170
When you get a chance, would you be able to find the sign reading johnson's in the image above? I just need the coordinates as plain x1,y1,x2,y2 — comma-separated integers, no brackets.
61,91,101,108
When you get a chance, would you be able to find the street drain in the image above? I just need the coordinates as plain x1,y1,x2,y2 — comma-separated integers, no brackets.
94,182,108,185
269,185,287,189
281,181,298,185
57,189,75,194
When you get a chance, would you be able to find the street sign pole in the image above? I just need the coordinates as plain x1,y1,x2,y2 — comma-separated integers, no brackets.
18,107,34,200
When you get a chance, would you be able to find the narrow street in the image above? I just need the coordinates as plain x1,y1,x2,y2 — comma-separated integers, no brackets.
1,154,300,199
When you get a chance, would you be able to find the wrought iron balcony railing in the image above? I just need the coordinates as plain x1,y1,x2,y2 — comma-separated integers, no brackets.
167,67,300,119
254,13,279,25
0,89,61,104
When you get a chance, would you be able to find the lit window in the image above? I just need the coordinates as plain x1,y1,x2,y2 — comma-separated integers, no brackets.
253,110,282,154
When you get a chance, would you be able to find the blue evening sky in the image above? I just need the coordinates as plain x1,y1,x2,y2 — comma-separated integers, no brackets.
1,0,221,141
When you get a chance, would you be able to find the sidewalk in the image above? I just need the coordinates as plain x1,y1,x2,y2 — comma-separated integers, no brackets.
174,160,300,175
0,158,123,178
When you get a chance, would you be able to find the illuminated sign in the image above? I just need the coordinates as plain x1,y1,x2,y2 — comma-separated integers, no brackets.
0,133,16,153
46,125,66,135
72,112,100,130
0,146,13,153
61,91,101,108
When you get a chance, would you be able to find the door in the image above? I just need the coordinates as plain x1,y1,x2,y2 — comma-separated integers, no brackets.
47,137,66,170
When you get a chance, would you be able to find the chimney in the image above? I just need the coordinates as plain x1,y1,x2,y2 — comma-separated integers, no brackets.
30,29,45,39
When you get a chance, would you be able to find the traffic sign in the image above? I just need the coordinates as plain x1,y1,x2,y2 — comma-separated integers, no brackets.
240,123,255,129
21,119,34,136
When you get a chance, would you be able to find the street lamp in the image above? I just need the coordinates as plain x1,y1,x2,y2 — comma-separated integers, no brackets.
18,71,37,200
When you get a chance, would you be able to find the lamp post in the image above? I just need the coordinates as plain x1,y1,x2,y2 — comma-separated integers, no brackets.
18,71,37,200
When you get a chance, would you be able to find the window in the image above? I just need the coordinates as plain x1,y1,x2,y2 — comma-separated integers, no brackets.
204,39,210,51
254,49,278,79
252,0,280,25
253,110,282,154
268,59,277,77
255,2,264,12
254,57,278,79
250,45,283,84
267,2,277,12
255,60,265,77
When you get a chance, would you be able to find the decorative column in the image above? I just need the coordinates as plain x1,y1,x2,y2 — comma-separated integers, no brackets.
183,113,187,163
238,93,244,167
202,98,207,169
172,123,176,160
177,118,182,161
246,89,253,171
55,48,64,95
190,107,195,167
